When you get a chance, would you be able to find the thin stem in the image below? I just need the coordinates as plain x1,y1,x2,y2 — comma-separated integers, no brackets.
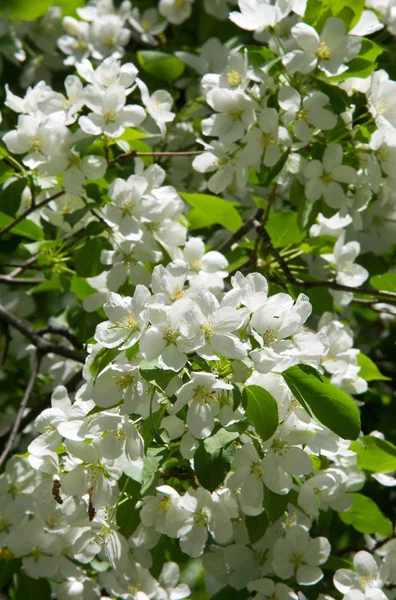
0,190,65,238
254,221,396,303
0,275,43,285
0,304,86,363
218,208,264,255
0,354,42,469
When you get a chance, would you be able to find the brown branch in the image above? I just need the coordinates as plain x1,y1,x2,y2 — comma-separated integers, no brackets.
37,326,84,351
218,208,264,255
0,369,83,453
0,275,43,285
9,255,39,277
262,183,277,227
0,190,65,238
0,304,86,363
254,222,396,303
0,354,42,469
108,149,203,165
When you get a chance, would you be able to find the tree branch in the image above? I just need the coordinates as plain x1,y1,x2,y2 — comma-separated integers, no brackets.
0,190,65,238
0,304,86,363
37,326,84,351
218,208,264,255
253,222,396,303
0,275,43,285
0,369,83,453
108,149,203,165
0,354,42,469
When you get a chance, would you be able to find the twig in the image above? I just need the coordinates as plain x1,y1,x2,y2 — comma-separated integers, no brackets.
37,326,84,351
0,275,43,285
0,369,83,452
218,208,264,255
0,304,86,363
0,190,65,238
254,222,396,303
0,354,42,469
108,149,203,165
262,183,277,227
9,255,39,277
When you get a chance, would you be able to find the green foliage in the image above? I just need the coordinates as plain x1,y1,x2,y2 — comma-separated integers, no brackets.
353,435,396,473
304,0,365,31
137,51,185,83
0,0,84,19
0,211,43,240
194,433,236,492
13,572,51,600
181,192,243,232
282,364,361,440
0,179,26,216
139,362,177,392
266,211,305,248
89,347,120,380
357,353,391,382
370,273,396,293
246,512,270,544
340,493,393,536
244,385,279,441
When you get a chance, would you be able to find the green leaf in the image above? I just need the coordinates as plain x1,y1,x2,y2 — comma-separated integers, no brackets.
370,273,396,293
282,364,361,440
180,192,243,232
30,279,61,294
264,485,290,522
0,178,27,216
340,493,393,537
204,428,239,454
260,150,290,186
139,361,177,392
246,512,270,544
266,211,305,248
194,439,236,492
300,235,336,255
211,587,249,600
141,447,168,495
116,496,140,538
354,435,396,473
244,385,279,441
137,51,185,83
0,558,21,588
89,347,120,380
297,196,320,231
324,556,354,571
14,572,51,600
0,0,84,19
304,0,364,30
74,237,110,277
357,353,391,382
70,276,96,301
0,211,44,240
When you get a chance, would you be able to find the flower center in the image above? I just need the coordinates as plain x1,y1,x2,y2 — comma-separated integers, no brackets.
271,438,289,457
193,509,208,526
226,70,241,87
172,286,184,301
298,108,308,121
31,138,41,152
175,0,185,7
291,550,305,568
164,326,181,345
104,109,117,123
115,374,136,390
263,327,278,345
159,497,172,513
360,574,375,588
229,108,241,120
250,461,264,480
317,41,331,60
116,313,139,332
322,173,333,185
203,322,216,340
